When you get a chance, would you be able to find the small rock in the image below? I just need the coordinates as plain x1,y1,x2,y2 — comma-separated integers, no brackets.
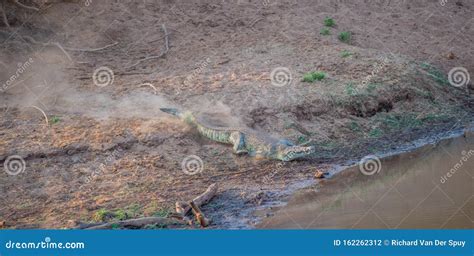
446,52,456,59
314,170,326,179
67,220,79,228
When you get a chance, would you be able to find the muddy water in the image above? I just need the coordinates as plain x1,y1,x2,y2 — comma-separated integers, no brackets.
259,131,473,229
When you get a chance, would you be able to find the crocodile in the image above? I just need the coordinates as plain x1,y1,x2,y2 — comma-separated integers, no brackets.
160,108,315,161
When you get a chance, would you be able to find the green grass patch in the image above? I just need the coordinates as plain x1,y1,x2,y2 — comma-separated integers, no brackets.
50,116,60,124
153,208,171,218
419,62,449,86
320,27,330,35
302,71,326,82
92,209,112,222
324,17,335,27
338,31,351,43
349,121,362,132
345,83,358,96
381,114,422,130
366,83,379,93
93,204,145,223
345,82,381,97
340,50,353,58
110,223,120,229
114,209,128,221
420,113,451,123
368,128,383,138
124,204,142,218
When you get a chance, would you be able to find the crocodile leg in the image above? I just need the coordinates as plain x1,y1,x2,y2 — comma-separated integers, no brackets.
230,131,247,154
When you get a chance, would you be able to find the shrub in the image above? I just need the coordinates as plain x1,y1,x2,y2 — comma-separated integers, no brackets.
324,17,335,27
338,31,351,43
302,71,326,82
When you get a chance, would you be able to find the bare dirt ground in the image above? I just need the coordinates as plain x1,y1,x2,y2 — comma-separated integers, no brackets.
0,0,473,229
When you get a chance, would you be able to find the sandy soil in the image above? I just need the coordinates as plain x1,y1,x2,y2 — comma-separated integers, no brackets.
0,0,473,229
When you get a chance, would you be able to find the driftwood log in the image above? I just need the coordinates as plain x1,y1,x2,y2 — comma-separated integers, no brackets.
175,183,218,215
189,201,210,227
81,217,186,230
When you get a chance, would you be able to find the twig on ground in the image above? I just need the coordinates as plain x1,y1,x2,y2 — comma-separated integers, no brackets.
1,2,10,29
12,0,39,11
63,41,119,52
21,36,72,61
81,217,186,230
22,36,118,61
30,105,49,126
163,24,169,51
249,17,263,28
127,23,170,69
51,42,72,61
175,183,218,215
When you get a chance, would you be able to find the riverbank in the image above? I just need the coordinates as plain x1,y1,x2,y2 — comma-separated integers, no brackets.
258,129,473,229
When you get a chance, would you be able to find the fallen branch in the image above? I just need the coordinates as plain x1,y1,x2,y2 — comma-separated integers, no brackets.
63,41,119,52
30,105,49,126
176,183,218,215
83,217,186,230
13,0,39,11
249,17,263,28
127,24,169,69
21,36,72,61
190,201,210,227
51,42,73,61
21,36,118,60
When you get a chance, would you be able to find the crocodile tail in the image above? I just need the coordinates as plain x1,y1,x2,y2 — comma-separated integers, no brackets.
160,108,182,117
160,108,195,125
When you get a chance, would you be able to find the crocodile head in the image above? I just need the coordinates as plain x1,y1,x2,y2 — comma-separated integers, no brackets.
277,145,316,161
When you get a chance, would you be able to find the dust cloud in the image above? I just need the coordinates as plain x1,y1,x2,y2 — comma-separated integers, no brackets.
0,52,174,120
0,49,237,124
